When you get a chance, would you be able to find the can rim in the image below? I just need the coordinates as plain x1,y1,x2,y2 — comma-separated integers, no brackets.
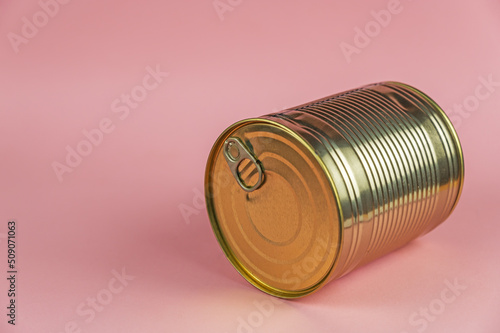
204,118,344,298
387,81,465,215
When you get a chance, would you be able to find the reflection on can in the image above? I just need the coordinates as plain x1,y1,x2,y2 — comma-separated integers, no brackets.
205,82,464,298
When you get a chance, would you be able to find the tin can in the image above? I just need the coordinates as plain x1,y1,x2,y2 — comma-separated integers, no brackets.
205,82,464,298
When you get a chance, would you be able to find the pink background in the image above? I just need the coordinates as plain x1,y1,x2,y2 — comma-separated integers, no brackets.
1,0,499,332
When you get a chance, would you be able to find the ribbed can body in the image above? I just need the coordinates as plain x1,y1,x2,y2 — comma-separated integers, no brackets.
205,81,464,298
263,82,464,281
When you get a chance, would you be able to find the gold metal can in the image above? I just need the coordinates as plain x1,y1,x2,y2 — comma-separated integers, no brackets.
205,82,464,298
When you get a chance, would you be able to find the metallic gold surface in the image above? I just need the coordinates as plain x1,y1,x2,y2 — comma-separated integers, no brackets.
205,82,464,298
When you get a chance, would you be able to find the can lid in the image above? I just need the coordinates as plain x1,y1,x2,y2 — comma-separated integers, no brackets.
205,118,342,298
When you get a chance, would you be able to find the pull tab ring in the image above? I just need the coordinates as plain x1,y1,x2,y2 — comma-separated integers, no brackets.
223,138,264,192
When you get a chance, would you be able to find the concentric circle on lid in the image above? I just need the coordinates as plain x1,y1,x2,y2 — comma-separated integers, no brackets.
205,118,342,298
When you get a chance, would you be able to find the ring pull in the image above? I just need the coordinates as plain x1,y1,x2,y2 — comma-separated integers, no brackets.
223,138,264,192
